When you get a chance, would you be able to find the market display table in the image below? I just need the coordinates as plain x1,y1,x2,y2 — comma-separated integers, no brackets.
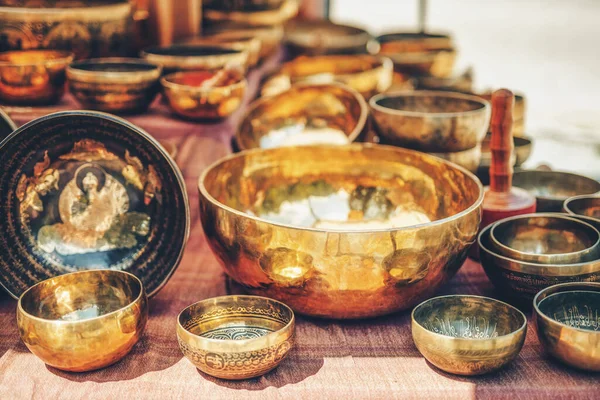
0,61,598,400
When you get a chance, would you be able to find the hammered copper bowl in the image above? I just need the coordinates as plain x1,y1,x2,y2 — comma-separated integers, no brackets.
564,195,600,220
204,24,284,61
261,55,393,99
180,34,261,67
490,214,600,265
534,282,600,371
17,269,148,372
284,20,371,57
236,83,368,150
198,144,483,319
140,45,248,74
412,295,527,375
177,295,295,380
0,50,73,105
478,223,600,300
67,58,162,114
370,91,491,153
512,170,600,212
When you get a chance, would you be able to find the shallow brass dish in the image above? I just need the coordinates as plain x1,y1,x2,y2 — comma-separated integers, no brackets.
180,34,261,67
161,70,247,121
370,91,491,153
17,269,148,372
479,223,600,300
237,83,368,150
261,55,393,99
284,20,371,56
0,50,73,105
490,214,600,264
429,145,481,173
177,295,295,380
481,134,532,167
512,170,600,212
67,58,162,114
205,24,284,61
534,282,600,371
199,144,483,318
412,295,526,375
564,195,600,220
204,0,298,26
140,44,248,74
0,107,17,139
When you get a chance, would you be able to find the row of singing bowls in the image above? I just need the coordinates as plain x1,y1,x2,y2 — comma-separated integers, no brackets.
198,144,483,319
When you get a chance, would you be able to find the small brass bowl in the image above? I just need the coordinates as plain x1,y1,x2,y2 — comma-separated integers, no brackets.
161,70,247,121
17,269,148,372
0,50,73,105
412,295,527,375
67,58,162,114
490,214,600,264
180,34,261,67
177,295,295,380
534,282,600,371
481,134,532,167
284,20,371,57
204,0,298,26
479,223,600,300
564,195,600,220
236,82,368,150
429,144,481,173
205,24,284,61
140,45,248,74
261,55,393,99
513,170,600,212
370,90,491,153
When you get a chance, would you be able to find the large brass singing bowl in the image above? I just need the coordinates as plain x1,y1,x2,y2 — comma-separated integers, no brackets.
370,91,491,153
199,144,483,319
564,195,600,220
177,295,295,380
237,83,368,150
17,269,148,372
534,282,600,371
412,295,527,375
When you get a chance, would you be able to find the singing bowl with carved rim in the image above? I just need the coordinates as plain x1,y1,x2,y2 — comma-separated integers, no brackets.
370,91,491,153
0,50,74,105
534,282,600,371
260,55,393,99
478,223,600,300
198,144,483,319
412,295,527,375
177,295,295,380
480,134,532,167
179,34,261,67
204,24,284,61
140,44,248,74
284,20,371,57
236,83,368,150
204,0,298,26
490,214,600,265
564,195,600,220
512,170,600,213
17,269,147,372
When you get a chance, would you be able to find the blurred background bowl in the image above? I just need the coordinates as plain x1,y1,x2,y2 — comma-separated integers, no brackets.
180,34,261,67
204,24,284,61
564,195,600,220
203,0,298,26
284,19,371,57
141,44,248,74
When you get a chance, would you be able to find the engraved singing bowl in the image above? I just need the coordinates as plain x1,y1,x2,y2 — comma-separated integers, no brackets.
140,45,249,74
0,50,73,105
412,295,526,375
204,24,284,61
512,170,600,212
177,295,295,380
489,214,600,265
370,91,491,153
534,282,600,371
198,144,483,319
236,83,368,150
180,34,261,67
204,0,298,26
260,55,393,99
564,195,600,220
67,58,162,114
17,269,148,372
481,134,532,167
478,223,600,300
284,20,371,57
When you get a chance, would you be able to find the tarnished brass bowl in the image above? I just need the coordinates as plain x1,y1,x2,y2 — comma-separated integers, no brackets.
479,223,600,300
237,83,368,150
564,195,600,220
284,20,371,56
140,45,248,74
0,50,73,105
412,295,526,375
17,269,148,372
198,144,483,318
370,91,491,153
205,24,284,61
161,70,247,121
180,34,261,67
490,214,600,265
177,295,295,380
534,282,600,371
68,58,162,114
512,170,600,212
204,0,298,26
429,145,481,173
261,55,393,99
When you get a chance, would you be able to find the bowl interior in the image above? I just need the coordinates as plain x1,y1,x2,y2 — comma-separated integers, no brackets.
20,271,141,322
70,61,158,74
413,296,525,338
538,290,600,332
374,93,486,115
202,145,481,230
144,45,241,57
566,197,600,219
513,171,600,199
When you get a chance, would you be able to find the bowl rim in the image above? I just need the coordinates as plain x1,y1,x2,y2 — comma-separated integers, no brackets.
17,269,145,325
411,294,528,341
67,57,162,83
140,44,247,60
160,70,247,93
375,31,453,42
489,213,600,263
198,142,484,234
0,50,74,67
177,294,295,347
0,2,131,15
369,90,490,118
563,194,600,216
533,282,600,334
278,54,393,80
512,170,600,202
